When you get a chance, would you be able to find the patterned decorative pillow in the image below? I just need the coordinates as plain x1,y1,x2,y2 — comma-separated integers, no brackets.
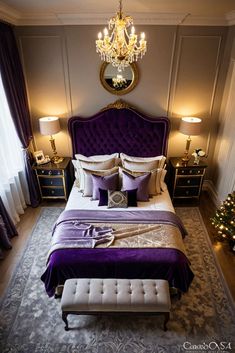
99,188,138,207
107,190,128,208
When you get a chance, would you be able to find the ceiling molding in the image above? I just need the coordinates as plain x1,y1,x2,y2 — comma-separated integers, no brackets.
0,1,19,24
182,15,227,26
0,2,233,27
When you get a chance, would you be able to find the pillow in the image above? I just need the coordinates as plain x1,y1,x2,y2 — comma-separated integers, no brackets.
99,188,138,207
75,153,119,161
82,166,119,197
121,171,151,201
161,169,167,191
120,153,166,169
122,159,161,172
120,167,162,195
72,158,116,190
107,190,128,209
91,173,119,200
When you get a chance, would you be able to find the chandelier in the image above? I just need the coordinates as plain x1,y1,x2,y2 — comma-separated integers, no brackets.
96,0,147,71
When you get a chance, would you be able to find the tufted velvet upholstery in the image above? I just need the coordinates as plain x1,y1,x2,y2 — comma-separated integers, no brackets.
68,107,170,158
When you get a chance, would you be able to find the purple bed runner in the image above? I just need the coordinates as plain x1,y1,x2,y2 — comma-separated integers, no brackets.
41,210,194,297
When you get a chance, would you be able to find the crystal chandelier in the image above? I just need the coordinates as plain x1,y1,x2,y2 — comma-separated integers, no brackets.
96,0,147,71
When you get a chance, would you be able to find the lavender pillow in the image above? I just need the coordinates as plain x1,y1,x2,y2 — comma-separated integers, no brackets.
99,188,138,207
121,171,151,201
91,173,119,200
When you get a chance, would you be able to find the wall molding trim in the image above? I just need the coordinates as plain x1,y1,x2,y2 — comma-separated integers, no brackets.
0,6,233,26
203,180,221,208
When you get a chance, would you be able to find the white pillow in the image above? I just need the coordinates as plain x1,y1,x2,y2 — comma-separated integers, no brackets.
75,153,119,161
161,169,167,191
122,159,161,172
72,158,116,190
120,153,166,169
82,166,119,197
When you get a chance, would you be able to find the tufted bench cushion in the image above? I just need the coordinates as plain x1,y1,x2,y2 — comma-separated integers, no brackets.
61,278,171,331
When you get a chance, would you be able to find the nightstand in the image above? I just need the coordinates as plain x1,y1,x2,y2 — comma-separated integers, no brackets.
168,157,207,200
33,157,72,201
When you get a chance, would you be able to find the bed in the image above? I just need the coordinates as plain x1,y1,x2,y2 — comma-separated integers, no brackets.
41,100,194,297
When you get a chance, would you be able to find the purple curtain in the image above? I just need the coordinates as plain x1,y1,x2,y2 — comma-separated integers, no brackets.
0,197,18,257
0,22,40,207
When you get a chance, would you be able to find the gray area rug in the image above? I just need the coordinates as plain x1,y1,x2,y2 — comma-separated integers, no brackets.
0,207,234,353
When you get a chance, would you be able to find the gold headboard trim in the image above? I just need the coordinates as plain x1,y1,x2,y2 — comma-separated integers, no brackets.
101,99,132,112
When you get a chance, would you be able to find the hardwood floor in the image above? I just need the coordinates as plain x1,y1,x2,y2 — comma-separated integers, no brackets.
0,193,234,301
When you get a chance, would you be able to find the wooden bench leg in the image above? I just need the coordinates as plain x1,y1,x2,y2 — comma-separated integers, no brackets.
62,312,69,331
163,312,170,331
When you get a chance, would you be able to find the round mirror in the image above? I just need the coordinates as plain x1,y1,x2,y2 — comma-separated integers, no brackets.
100,62,138,95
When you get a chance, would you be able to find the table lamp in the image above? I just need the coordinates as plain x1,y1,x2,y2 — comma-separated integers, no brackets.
39,116,64,164
179,117,202,164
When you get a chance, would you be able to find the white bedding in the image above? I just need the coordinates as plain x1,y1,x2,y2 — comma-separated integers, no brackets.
65,183,175,213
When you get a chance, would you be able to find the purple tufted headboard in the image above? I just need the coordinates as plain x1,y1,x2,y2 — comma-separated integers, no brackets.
68,102,170,157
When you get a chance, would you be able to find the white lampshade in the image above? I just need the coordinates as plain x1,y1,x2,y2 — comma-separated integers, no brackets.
179,117,202,136
39,116,61,136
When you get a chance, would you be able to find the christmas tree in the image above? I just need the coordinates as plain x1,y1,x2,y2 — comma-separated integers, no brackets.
211,191,235,252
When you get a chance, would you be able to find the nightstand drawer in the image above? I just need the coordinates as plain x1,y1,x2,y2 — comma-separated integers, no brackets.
176,177,201,187
41,187,65,197
37,169,63,176
177,168,204,176
174,187,200,197
38,177,63,187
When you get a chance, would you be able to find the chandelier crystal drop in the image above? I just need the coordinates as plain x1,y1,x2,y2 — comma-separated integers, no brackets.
96,0,147,71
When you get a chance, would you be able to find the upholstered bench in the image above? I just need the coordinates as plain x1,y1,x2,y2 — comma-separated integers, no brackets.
61,278,171,331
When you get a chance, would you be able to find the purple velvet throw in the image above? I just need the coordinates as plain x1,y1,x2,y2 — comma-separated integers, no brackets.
52,210,188,238
41,210,193,297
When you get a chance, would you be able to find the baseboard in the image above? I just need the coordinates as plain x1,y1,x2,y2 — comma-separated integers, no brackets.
203,180,221,208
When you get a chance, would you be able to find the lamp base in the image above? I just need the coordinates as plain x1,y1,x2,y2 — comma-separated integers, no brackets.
181,154,190,165
51,156,64,164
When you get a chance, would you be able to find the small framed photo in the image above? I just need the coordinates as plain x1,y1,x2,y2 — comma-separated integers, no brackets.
34,150,45,165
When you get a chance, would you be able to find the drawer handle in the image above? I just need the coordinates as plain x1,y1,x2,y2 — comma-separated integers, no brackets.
182,170,184,174
189,170,192,174
198,170,201,174
51,181,53,185
187,180,191,184
42,170,44,174
51,190,55,194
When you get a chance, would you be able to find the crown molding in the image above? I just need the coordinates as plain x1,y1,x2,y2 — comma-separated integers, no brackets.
0,1,19,24
182,15,227,26
0,3,233,27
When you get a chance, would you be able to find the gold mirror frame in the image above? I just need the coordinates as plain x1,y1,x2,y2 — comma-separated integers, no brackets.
100,62,139,95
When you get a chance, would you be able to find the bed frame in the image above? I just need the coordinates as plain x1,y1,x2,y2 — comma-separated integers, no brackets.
41,101,194,298
68,100,170,158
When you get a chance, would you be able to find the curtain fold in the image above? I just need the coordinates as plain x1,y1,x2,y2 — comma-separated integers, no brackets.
0,21,40,207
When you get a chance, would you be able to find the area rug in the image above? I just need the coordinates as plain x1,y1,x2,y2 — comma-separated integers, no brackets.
0,207,234,353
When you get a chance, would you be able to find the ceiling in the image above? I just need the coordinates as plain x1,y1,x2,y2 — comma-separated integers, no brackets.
0,0,234,26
